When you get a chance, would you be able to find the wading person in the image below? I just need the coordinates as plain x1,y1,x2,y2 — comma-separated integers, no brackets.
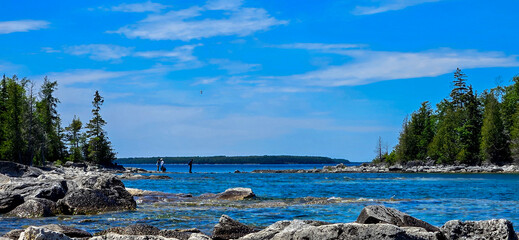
188,159,193,173
156,158,160,171
160,158,165,172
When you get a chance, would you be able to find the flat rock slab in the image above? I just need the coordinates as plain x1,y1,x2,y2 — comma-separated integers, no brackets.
441,219,518,240
216,188,255,200
356,205,439,232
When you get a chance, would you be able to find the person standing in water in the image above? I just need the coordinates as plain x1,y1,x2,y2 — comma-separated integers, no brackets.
188,159,193,173
160,158,165,172
156,158,160,171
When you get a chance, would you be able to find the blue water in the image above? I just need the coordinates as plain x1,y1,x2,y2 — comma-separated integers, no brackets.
129,163,357,173
1,164,518,235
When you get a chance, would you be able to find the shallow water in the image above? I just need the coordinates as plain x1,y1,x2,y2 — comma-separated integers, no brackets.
1,164,518,235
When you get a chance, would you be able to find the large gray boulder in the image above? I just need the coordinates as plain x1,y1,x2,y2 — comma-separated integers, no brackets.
239,220,330,240
160,229,203,240
356,205,439,232
216,188,255,200
39,224,92,238
212,215,255,240
7,198,57,218
0,161,42,178
2,229,24,239
0,192,23,213
18,226,72,240
441,219,518,240
0,179,68,201
240,221,439,240
90,233,179,240
57,188,136,215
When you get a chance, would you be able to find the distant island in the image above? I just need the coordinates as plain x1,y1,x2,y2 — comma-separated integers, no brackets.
116,155,350,164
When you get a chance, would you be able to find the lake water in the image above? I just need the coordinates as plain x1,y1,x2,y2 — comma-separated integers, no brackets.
1,163,518,235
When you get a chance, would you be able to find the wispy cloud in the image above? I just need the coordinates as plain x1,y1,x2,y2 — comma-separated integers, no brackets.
205,0,243,11
65,44,133,61
112,1,287,41
0,20,50,34
277,43,364,51
285,47,519,86
104,1,169,13
209,59,261,74
353,0,441,15
63,44,202,66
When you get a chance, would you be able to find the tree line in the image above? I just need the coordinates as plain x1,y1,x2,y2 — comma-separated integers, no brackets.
0,75,116,166
375,68,519,166
117,155,350,164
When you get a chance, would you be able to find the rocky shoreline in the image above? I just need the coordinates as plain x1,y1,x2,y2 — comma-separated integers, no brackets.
251,162,519,174
2,205,518,240
1,161,519,239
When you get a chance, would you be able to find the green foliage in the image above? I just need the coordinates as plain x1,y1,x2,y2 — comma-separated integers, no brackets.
380,69,516,166
85,91,116,166
0,74,117,167
480,91,511,164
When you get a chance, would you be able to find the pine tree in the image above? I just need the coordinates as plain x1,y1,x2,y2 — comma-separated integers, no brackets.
502,76,519,164
86,91,116,165
1,76,28,164
0,75,8,161
65,116,83,162
428,101,458,164
36,76,62,164
480,91,510,164
451,68,469,109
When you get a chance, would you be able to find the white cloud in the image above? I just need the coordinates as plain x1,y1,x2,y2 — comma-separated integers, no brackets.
277,43,364,51
209,59,261,74
192,77,220,85
205,0,243,11
287,48,519,87
353,0,441,15
113,2,287,41
65,44,133,61
41,47,61,53
134,44,202,62
0,20,50,34
64,44,202,66
110,1,169,13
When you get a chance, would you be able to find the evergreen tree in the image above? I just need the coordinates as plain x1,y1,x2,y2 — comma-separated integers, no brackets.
86,91,116,165
451,68,469,109
65,116,83,162
428,101,458,164
35,76,63,164
454,86,483,164
1,76,28,164
502,76,519,163
480,91,510,164
0,75,8,161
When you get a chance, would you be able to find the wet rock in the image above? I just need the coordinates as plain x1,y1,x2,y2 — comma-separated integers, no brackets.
356,205,439,232
7,198,57,218
2,229,24,239
216,188,255,200
441,219,518,240
0,161,42,178
120,173,171,180
123,224,161,235
160,229,202,240
241,221,440,240
18,226,72,240
212,215,255,240
239,220,330,240
39,224,92,238
89,233,177,240
0,192,23,213
189,233,212,240
57,187,136,215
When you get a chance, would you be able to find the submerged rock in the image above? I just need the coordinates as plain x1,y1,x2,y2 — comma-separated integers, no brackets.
441,219,518,240
356,205,439,232
216,188,255,200
212,215,255,240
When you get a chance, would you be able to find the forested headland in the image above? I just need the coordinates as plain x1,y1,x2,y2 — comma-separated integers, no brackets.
0,75,116,166
117,156,350,164
375,69,519,166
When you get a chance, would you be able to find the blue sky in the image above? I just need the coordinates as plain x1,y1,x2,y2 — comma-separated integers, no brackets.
1,0,518,161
